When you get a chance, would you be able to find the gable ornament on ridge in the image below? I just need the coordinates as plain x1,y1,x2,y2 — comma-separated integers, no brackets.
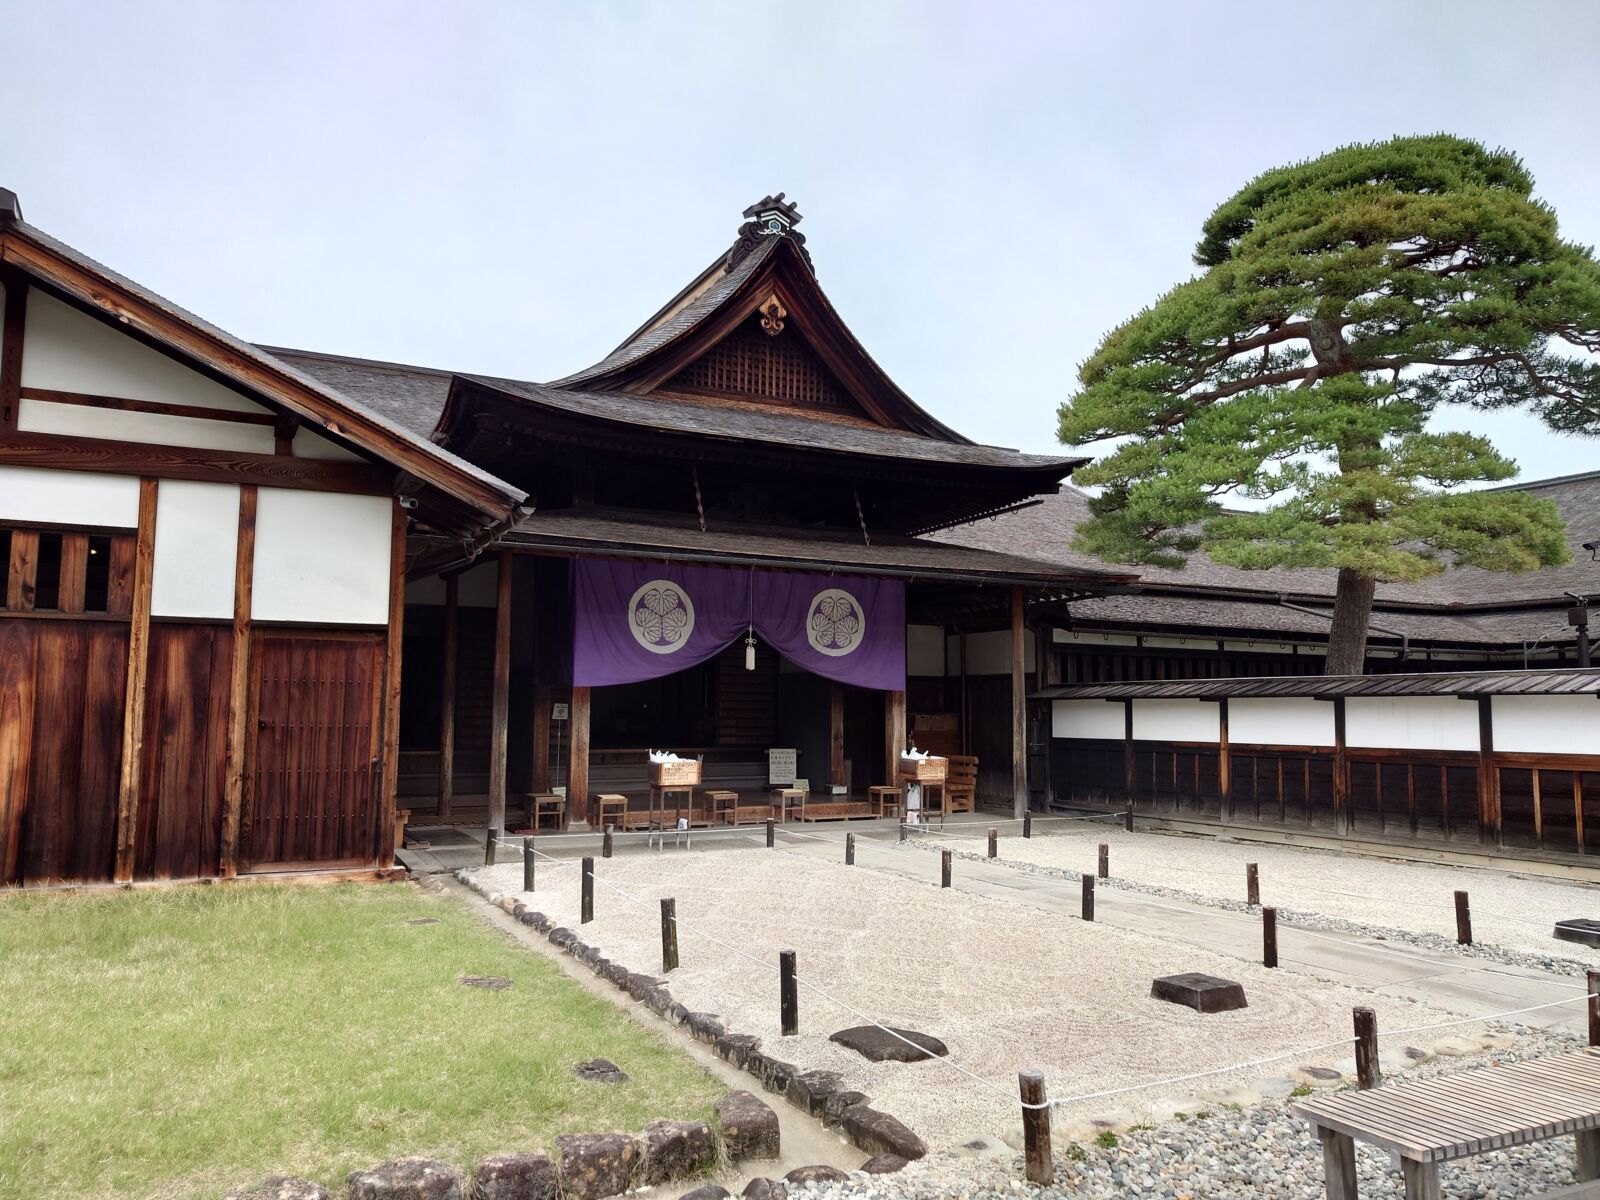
726,192,812,274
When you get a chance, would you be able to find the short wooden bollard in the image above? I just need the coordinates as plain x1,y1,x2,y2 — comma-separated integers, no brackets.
1097,843,1109,879
661,897,678,973
779,949,798,1035
1263,906,1278,968
1123,800,1134,832
1081,873,1095,921
1587,969,1600,1047
522,837,535,892
602,825,614,859
1023,811,1032,838
845,833,855,866
1454,890,1473,945
484,827,498,867
1246,862,1260,907
988,828,998,858
1354,1007,1381,1090
765,818,775,849
941,849,952,888
899,820,908,843
1019,1069,1054,1184
580,857,594,924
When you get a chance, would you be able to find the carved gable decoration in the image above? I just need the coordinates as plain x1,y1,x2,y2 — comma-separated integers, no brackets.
661,310,870,418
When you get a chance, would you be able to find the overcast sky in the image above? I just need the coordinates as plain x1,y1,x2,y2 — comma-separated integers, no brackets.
3,1,1598,482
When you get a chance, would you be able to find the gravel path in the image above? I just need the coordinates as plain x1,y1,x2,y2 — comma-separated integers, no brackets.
478,847,1460,1151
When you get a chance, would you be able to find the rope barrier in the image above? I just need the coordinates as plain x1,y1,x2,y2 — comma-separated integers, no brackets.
1383,991,1600,1040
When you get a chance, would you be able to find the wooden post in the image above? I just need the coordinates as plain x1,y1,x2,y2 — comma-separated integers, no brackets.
661,898,679,972
1454,890,1473,945
1123,799,1134,832
484,827,498,867
845,833,855,865
941,849,952,888
488,551,513,835
1023,811,1032,838
1478,696,1500,849
1218,698,1232,823
1123,700,1135,807
1263,906,1278,968
377,496,408,867
988,828,998,858
581,856,594,924
1019,1070,1053,1185
1097,843,1109,879
1354,1007,1380,1090
829,682,845,790
899,820,907,843
959,631,970,755
219,485,256,878
0,273,27,432
885,689,907,785
1332,697,1349,836
569,686,591,825
1081,873,1095,921
522,837,535,892
531,683,551,794
765,817,775,848
779,949,798,1035
1010,586,1028,820
1589,969,1600,1047
601,824,614,858
438,572,459,820
113,478,158,883
1246,862,1260,907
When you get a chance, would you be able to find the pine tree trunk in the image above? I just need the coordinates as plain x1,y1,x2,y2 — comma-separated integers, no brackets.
1325,568,1376,676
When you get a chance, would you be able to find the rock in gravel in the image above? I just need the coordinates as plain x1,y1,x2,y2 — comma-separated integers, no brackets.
787,1068,843,1117
837,1103,927,1161
676,1187,731,1200
224,1176,329,1200
784,1165,849,1185
573,1057,629,1084
641,1119,717,1185
740,1179,787,1200
347,1158,463,1200
858,1153,909,1174
715,1090,780,1161
828,1025,948,1063
555,1133,641,1200
473,1152,559,1200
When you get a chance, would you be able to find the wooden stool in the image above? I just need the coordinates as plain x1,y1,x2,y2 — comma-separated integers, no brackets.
530,792,566,831
705,790,740,825
868,785,902,819
596,793,628,831
774,787,806,822
649,784,695,828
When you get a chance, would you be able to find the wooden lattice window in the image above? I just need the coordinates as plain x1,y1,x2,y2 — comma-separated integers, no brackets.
0,525,133,616
663,314,865,414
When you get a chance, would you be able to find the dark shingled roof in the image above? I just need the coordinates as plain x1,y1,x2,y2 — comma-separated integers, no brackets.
1035,666,1600,701
260,346,454,441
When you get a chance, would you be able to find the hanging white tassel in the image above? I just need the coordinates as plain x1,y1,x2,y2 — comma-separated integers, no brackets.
745,629,756,671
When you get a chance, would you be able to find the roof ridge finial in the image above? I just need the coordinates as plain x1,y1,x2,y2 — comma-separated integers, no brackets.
0,188,22,224
726,192,812,275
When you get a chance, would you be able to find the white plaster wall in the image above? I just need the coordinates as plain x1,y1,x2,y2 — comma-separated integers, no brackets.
1346,696,1480,752
1229,697,1335,747
907,624,945,677
18,397,276,453
404,561,501,608
293,427,364,462
0,465,140,527
150,481,239,619
1491,695,1600,755
252,489,392,624
1052,699,1126,740
21,291,266,413
951,628,1036,676
1133,699,1221,743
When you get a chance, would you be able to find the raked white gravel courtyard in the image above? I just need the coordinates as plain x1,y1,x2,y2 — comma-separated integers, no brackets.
476,845,1463,1152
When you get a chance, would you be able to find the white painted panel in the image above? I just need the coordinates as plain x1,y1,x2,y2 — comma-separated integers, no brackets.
1133,699,1220,743
1491,695,1600,755
0,464,140,527
150,481,239,618
1052,699,1126,740
293,427,364,461
403,561,502,609
252,489,392,624
21,290,265,412
19,398,276,454
1346,696,1480,751
907,625,945,677
961,629,1036,676
1229,697,1335,747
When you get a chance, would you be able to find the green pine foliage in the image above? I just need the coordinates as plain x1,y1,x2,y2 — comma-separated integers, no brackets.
1058,135,1600,589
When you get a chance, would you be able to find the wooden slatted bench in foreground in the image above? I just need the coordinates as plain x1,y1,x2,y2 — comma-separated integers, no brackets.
1292,1047,1600,1199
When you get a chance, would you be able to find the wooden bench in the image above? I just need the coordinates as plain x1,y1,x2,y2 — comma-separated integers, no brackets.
945,754,977,814
1293,1046,1600,1199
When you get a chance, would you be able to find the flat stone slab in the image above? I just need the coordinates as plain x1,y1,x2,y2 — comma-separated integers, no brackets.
574,1058,629,1085
460,975,513,990
1555,918,1600,948
406,917,441,926
828,1025,948,1062
1150,972,1247,1013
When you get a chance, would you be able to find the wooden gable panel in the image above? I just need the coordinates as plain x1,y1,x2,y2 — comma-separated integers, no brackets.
661,313,873,421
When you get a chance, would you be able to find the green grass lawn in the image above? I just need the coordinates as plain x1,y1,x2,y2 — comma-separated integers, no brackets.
0,882,723,1200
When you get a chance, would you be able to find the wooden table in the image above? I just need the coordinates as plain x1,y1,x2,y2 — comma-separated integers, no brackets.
1293,1047,1600,1198
648,783,696,828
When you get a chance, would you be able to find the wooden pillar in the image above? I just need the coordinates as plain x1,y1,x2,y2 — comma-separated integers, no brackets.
1332,696,1348,836
112,479,158,882
1477,697,1500,848
885,689,907,785
219,485,257,878
0,271,25,432
569,686,591,825
531,683,552,793
1218,698,1232,824
829,683,845,789
437,573,458,820
1010,586,1027,820
1122,700,1136,806
376,498,407,866
487,550,512,833
958,631,970,755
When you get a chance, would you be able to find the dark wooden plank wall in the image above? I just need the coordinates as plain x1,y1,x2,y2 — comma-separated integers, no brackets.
716,640,777,746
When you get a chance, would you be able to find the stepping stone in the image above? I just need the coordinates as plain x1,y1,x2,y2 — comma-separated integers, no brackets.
828,1025,949,1062
460,975,513,990
1555,918,1600,947
406,918,441,926
861,1153,909,1174
1150,973,1247,1013
574,1058,629,1085
1291,1065,1344,1089
784,1165,849,1185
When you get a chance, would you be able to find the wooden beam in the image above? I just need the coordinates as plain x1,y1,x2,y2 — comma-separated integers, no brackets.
531,683,552,794
1011,586,1027,820
830,683,845,788
487,550,512,833
437,573,458,820
376,499,407,866
20,386,279,426
57,532,88,614
113,478,158,882
0,272,25,432
219,485,256,878
0,431,391,495
569,686,591,826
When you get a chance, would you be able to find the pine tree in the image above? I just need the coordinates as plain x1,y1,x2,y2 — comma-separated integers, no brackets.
1059,134,1600,674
